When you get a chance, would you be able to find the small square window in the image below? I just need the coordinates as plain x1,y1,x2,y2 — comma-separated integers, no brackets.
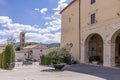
22,39,24,42
91,0,95,4
22,34,24,37
22,44,24,46
91,13,96,24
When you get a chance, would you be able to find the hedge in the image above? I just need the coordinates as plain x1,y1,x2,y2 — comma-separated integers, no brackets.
41,54,51,65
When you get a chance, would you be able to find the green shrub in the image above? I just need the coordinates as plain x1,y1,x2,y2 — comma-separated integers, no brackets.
45,55,51,65
41,55,46,65
41,54,51,65
2,44,15,70
47,46,71,64
41,44,72,65
25,58,32,62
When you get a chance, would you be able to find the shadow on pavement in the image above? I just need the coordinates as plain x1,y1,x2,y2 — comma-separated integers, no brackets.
63,64,120,80
41,69,64,72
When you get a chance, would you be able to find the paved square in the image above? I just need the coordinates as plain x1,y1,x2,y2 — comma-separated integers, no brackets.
0,65,106,80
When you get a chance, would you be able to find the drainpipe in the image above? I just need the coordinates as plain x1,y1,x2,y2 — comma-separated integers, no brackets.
79,0,81,63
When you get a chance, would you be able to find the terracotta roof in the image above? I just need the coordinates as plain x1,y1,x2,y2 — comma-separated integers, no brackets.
60,0,77,14
23,45,37,49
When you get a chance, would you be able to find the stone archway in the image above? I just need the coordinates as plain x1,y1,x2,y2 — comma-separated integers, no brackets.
111,29,120,66
85,34,103,64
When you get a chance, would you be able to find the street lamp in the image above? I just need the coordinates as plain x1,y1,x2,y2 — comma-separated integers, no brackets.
6,38,16,69
7,38,16,45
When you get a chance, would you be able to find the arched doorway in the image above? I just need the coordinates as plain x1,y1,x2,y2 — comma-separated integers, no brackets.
85,34,103,64
111,29,120,66
115,36,120,66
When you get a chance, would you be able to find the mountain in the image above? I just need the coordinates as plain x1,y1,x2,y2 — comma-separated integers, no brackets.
45,43,60,48
14,42,39,46
14,42,60,48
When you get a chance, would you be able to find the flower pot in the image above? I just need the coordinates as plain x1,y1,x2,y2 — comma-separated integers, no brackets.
53,64,65,70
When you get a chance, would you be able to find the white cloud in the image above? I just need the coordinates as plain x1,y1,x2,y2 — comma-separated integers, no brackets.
0,16,61,44
53,0,68,11
34,8,48,14
34,8,39,11
40,8,48,14
0,0,69,44
44,17,51,20
45,22,49,25
42,0,68,32
25,32,60,43
58,0,66,4
0,16,12,24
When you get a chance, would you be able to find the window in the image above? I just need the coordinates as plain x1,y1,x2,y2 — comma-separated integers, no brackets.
40,50,42,52
91,0,95,4
22,34,24,37
91,13,96,24
22,44,24,46
22,39,24,42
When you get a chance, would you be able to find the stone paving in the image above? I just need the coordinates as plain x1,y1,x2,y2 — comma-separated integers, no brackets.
0,65,106,80
64,64,120,80
0,64,119,80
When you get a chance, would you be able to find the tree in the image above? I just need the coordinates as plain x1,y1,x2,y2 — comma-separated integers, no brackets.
0,52,4,68
2,44,15,69
0,53,2,68
47,45,72,64
15,45,21,51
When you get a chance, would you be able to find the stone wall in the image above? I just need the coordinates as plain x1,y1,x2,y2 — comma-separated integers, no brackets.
81,22,120,67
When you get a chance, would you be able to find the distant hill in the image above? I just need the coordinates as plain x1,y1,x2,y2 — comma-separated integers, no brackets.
14,42,39,46
25,42,38,46
14,42,60,48
45,43,60,48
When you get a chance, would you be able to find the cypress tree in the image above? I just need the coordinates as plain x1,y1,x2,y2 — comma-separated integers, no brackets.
0,53,1,68
3,44,15,70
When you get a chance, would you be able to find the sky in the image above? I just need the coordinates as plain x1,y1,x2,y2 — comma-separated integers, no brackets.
0,0,72,44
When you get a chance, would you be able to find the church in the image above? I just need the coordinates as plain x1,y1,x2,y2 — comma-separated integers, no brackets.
60,0,120,67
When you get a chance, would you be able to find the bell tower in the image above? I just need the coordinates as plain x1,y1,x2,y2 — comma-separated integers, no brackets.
20,32,25,49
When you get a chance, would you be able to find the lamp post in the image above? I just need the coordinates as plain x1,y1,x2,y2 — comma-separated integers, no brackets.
7,38,16,45
6,38,16,69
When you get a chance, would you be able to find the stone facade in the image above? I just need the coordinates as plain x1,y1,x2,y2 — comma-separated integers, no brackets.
0,44,6,53
23,43,48,61
81,22,120,67
20,32,25,49
16,43,48,62
60,0,120,67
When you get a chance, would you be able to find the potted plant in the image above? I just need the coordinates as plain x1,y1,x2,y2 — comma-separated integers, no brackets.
47,44,72,70
90,56,100,65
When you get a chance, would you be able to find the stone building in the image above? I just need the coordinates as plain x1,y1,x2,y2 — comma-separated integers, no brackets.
20,32,25,49
23,43,48,61
16,43,48,62
60,0,120,67
16,32,48,62
0,44,6,53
